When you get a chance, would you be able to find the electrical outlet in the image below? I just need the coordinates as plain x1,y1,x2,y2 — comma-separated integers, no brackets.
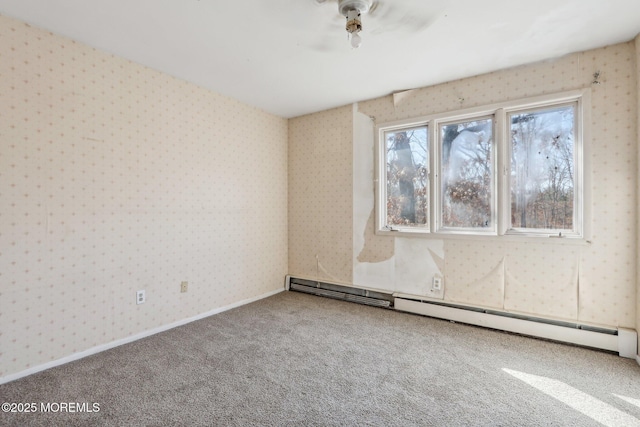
180,281,188,293
424,276,444,300
136,290,146,305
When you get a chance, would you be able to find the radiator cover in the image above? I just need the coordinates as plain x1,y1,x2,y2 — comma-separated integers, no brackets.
288,277,393,308
285,276,637,358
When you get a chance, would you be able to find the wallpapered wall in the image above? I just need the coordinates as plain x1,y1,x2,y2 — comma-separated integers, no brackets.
289,42,638,330
288,106,353,283
0,15,289,379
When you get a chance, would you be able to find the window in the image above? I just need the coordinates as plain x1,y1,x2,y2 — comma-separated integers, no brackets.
508,104,577,234
384,126,429,230
440,117,494,231
375,90,588,239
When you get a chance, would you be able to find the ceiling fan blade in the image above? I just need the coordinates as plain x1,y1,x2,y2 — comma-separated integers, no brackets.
367,1,438,35
368,1,381,15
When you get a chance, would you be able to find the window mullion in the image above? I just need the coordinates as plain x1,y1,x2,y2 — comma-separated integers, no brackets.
375,126,384,232
429,120,439,233
496,108,508,235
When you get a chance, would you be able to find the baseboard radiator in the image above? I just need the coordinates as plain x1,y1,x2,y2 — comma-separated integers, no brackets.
286,276,637,359
287,277,393,308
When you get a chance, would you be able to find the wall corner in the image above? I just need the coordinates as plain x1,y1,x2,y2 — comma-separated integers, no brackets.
635,33,640,359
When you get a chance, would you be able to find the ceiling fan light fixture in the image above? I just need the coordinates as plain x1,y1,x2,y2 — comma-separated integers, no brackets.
345,9,362,33
349,31,362,49
338,0,371,16
338,0,372,49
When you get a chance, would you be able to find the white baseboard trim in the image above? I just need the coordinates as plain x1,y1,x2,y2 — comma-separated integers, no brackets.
0,288,284,385
636,354,640,367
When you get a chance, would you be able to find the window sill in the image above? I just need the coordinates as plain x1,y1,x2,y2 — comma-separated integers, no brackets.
375,229,591,245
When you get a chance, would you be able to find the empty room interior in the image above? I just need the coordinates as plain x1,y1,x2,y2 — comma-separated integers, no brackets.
2,0,640,425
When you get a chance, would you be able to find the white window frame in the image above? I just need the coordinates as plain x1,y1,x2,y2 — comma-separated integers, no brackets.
435,113,497,235
375,89,591,242
378,120,432,234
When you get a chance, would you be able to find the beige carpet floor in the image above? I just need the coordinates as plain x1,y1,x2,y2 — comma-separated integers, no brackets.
1,290,640,426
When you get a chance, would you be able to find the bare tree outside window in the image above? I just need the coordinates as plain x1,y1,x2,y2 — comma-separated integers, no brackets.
509,105,575,231
385,127,429,228
440,118,493,229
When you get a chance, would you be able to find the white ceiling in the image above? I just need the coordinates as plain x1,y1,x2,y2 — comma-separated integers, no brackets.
1,0,639,118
